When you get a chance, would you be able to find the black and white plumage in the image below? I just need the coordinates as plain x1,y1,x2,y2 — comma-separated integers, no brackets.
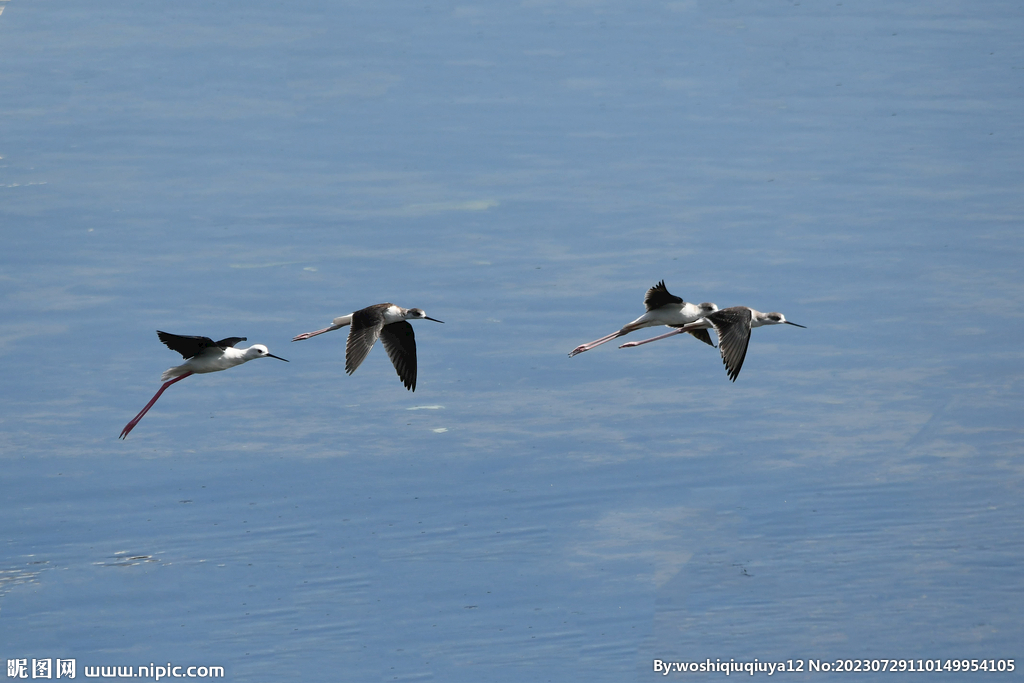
119,331,289,439
155,331,288,380
619,306,805,381
568,281,717,357
157,331,248,358
292,303,444,391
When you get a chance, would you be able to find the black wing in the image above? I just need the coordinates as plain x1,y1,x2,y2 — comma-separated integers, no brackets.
346,307,385,375
379,321,418,391
156,331,246,359
685,328,716,347
708,308,753,382
643,280,684,311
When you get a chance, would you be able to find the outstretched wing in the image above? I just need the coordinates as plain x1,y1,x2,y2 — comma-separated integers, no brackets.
685,328,716,347
156,331,246,359
709,308,753,382
346,308,384,375
379,321,418,391
643,280,684,311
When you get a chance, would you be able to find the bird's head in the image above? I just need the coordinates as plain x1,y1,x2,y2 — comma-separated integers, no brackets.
765,312,806,328
246,344,290,362
407,308,444,324
698,302,718,315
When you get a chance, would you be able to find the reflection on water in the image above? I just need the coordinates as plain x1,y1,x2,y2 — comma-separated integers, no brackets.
1,0,1022,680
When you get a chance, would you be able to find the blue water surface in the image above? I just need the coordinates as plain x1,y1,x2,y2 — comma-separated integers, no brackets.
1,0,1022,681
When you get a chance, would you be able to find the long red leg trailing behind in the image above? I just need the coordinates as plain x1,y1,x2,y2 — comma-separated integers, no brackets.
119,372,193,439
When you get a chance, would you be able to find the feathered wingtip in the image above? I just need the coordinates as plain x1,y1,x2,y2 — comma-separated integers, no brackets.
643,280,684,311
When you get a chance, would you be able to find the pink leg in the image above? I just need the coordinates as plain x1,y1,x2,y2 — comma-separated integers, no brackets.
119,372,193,439
292,325,339,342
568,330,629,357
618,328,688,348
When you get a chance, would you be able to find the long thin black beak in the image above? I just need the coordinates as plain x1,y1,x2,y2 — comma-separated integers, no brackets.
425,317,444,323
268,353,290,362
785,321,806,328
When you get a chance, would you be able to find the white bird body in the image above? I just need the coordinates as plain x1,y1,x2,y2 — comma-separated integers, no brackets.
619,306,805,381
625,300,711,327
162,344,279,380
119,331,288,439
568,281,717,357
292,303,443,391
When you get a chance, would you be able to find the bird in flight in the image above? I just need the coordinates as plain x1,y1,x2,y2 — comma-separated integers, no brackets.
292,303,443,391
619,306,805,381
568,280,717,357
119,331,288,439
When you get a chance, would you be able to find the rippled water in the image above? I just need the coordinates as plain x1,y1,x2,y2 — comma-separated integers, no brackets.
1,0,1022,680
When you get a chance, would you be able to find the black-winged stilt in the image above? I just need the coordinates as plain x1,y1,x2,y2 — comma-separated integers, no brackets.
619,306,805,381
292,303,443,391
119,331,288,439
568,281,717,357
